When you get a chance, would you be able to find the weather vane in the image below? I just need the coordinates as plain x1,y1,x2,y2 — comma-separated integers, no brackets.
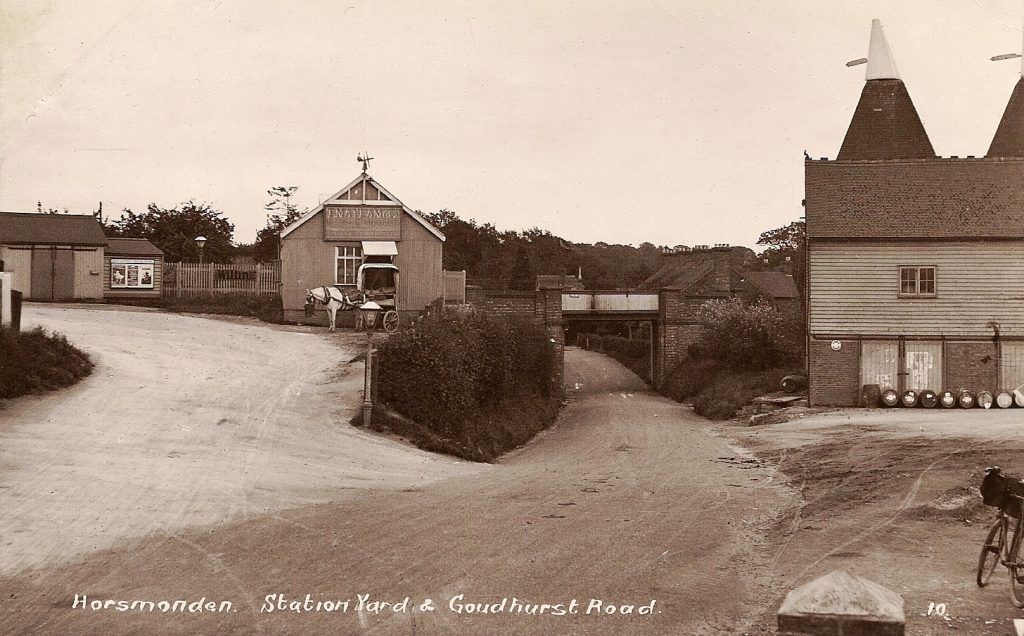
357,152,374,174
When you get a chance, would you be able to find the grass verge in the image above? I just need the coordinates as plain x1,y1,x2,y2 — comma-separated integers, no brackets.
0,327,93,399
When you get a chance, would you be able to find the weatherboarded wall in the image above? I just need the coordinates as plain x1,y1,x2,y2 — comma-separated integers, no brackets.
809,241,1024,337
72,248,104,299
396,213,443,312
280,205,444,325
0,247,32,296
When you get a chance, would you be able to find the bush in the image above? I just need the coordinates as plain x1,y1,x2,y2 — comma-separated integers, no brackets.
690,367,789,420
374,313,560,461
0,327,93,399
660,356,724,402
111,294,283,323
690,298,801,370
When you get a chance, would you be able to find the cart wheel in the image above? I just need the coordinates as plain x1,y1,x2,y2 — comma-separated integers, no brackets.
382,310,399,333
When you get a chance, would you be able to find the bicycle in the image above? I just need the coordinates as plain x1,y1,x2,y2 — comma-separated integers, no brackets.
976,466,1024,608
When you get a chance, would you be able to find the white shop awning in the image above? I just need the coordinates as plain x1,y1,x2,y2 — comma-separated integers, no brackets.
361,241,398,256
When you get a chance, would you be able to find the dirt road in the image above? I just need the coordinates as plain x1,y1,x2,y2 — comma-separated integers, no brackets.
0,308,793,635
726,408,1024,634
0,304,486,577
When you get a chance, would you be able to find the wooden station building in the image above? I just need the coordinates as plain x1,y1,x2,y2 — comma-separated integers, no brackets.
279,170,445,325
0,212,166,301
805,20,1024,406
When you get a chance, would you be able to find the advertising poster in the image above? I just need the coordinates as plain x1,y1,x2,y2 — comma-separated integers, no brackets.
111,259,155,289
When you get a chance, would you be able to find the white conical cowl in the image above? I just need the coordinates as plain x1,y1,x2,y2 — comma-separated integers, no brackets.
866,19,900,80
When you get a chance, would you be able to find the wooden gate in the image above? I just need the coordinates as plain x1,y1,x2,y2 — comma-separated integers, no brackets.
861,340,899,391
1001,342,1024,392
904,341,942,391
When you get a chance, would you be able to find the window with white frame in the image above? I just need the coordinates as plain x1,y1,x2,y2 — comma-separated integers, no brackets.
899,266,936,297
335,245,363,285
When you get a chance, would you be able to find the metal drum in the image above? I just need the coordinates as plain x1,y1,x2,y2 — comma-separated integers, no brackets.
919,390,938,408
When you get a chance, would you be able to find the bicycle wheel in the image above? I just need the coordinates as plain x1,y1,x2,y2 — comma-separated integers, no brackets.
1010,524,1024,608
977,518,1004,587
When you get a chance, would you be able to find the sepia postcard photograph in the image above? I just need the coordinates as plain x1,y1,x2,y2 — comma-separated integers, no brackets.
1,1,1023,634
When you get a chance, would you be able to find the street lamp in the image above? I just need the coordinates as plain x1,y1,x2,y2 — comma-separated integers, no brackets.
359,300,383,427
194,236,207,264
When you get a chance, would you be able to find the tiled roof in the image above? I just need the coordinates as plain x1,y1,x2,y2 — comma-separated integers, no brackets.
106,237,164,256
740,271,799,299
805,158,1024,239
837,80,935,160
640,247,756,292
988,77,1024,158
0,212,107,246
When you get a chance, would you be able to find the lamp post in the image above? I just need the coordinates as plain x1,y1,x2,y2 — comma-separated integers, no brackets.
194,236,207,264
359,301,382,427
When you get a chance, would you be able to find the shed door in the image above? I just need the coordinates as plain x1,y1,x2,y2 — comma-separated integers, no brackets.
31,248,54,300
861,340,899,391
1002,342,1024,392
53,249,74,299
904,341,942,392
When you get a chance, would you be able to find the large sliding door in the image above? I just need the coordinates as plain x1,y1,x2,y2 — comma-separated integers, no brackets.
861,340,899,391
904,341,943,392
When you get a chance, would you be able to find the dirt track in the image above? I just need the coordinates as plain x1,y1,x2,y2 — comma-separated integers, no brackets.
726,408,1024,634
1,304,486,577
0,306,792,635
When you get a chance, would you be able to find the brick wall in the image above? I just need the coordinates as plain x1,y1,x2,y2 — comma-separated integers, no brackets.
945,341,998,392
809,337,860,406
477,292,536,319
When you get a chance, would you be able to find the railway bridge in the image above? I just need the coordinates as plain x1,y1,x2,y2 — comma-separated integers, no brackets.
478,287,698,390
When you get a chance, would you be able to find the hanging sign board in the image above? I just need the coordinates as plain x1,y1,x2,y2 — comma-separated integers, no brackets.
111,258,155,289
323,205,401,241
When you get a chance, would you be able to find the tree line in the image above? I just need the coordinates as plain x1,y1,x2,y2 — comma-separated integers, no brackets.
96,189,805,293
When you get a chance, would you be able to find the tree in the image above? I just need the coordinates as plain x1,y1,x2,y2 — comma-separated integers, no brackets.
253,186,303,262
106,201,235,263
691,298,802,370
757,220,805,295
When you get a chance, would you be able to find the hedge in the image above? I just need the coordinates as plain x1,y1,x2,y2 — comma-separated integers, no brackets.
373,312,561,461
1,327,93,399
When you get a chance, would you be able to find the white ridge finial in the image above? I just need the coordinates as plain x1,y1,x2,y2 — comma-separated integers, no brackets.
866,19,900,80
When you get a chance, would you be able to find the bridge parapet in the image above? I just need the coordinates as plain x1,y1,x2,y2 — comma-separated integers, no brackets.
562,291,659,313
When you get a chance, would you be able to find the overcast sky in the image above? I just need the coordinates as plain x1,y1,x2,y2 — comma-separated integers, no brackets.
1,1,1021,248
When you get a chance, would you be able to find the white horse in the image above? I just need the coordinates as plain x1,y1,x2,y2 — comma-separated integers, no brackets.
304,286,364,331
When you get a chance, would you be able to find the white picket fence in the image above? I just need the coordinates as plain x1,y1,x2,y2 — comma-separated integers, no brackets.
164,262,280,297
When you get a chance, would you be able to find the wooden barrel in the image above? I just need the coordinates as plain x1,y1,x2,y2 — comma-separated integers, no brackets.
919,390,938,408
939,390,957,408
901,390,918,408
860,384,882,408
958,390,975,409
881,389,900,408
1015,389,1024,408
977,391,994,410
996,392,1014,409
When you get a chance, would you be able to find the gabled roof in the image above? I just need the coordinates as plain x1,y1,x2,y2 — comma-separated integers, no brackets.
106,237,164,256
280,174,444,241
0,211,107,246
640,257,714,291
837,21,935,160
805,158,1024,239
988,77,1024,158
739,271,799,299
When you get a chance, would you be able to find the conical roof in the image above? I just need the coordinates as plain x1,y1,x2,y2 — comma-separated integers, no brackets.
837,20,935,160
987,23,1024,158
988,77,1024,157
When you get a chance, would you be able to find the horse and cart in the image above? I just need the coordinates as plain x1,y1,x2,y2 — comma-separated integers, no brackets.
304,263,400,332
